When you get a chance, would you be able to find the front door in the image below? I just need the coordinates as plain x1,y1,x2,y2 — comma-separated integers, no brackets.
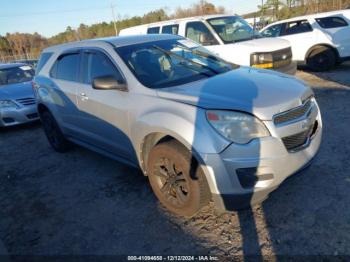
75,49,136,162
279,20,316,61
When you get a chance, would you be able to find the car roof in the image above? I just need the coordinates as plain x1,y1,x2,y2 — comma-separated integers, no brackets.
266,9,350,27
120,14,238,30
0,63,29,69
140,14,237,26
43,34,184,53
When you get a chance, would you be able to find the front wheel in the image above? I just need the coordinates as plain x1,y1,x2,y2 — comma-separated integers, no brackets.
306,47,336,72
147,140,211,217
40,110,72,153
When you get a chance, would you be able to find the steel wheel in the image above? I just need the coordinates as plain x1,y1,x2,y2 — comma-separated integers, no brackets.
147,140,211,217
41,111,72,153
154,157,190,208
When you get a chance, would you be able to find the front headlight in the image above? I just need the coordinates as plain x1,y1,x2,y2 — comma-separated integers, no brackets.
206,110,270,144
0,100,19,109
251,53,273,69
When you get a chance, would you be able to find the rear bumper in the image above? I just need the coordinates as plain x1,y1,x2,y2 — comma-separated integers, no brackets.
273,61,297,75
0,105,39,127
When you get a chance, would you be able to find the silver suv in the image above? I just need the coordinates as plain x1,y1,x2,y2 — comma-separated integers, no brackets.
34,34,322,216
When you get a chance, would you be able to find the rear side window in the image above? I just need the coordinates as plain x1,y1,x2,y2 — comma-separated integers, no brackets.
161,24,179,35
81,51,124,84
51,53,80,82
147,27,160,34
281,20,313,36
261,24,283,37
36,52,53,75
185,21,218,46
316,16,349,28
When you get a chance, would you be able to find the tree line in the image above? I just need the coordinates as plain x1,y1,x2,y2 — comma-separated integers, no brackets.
1,0,349,61
0,1,225,61
257,0,350,21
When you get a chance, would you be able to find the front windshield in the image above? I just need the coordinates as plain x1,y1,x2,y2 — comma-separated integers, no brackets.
115,39,237,89
207,16,260,43
0,65,34,86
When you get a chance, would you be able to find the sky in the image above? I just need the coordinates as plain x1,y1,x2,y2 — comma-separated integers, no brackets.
0,0,261,37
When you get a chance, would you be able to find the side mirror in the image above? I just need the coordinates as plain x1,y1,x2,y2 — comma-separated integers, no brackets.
199,33,216,46
92,75,127,91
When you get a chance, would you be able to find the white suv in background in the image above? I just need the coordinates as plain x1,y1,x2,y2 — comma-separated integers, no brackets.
261,10,350,71
119,15,297,75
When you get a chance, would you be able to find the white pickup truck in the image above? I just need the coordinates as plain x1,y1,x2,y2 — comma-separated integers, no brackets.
119,14,297,75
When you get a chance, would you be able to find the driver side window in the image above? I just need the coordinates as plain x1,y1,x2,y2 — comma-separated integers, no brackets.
81,51,124,84
185,21,218,46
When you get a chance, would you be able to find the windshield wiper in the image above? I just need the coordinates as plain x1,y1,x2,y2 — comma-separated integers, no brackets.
152,45,220,76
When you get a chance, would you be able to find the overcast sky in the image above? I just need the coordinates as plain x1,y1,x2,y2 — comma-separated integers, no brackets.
0,0,261,37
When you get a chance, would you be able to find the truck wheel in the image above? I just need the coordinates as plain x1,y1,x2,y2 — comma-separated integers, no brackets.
306,46,336,72
147,140,211,217
40,111,72,153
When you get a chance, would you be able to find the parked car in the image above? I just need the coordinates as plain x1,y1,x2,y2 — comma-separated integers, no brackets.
119,15,297,75
11,59,38,69
34,35,322,216
0,63,39,127
260,10,350,71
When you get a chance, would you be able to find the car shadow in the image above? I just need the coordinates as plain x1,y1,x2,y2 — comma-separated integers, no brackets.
298,62,350,87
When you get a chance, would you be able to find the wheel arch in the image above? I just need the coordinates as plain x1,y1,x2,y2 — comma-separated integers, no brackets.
37,103,50,115
131,111,230,175
305,43,340,62
139,132,206,177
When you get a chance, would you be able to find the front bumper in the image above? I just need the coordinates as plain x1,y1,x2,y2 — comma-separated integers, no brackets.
273,61,297,75
200,106,322,211
0,105,39,127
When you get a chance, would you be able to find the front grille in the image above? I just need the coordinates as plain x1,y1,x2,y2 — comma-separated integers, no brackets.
282,121,318,152
16,97,36,106
274,99,312,125
282,130,310,151
272,47,292,68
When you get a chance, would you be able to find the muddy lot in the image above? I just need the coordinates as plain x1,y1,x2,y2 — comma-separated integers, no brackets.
1,64,350,258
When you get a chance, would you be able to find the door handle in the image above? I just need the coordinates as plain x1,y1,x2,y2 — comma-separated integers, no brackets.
80,92,89,101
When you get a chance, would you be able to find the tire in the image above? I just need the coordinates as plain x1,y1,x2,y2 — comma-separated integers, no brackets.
40,110,72,153
306,46,336,72
147,140,211,217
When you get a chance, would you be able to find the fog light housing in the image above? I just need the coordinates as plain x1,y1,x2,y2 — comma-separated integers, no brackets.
236,168,274,188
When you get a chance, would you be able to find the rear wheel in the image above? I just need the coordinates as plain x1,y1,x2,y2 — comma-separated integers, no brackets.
306,46,336,72
40,110,72,153
147,140,211,217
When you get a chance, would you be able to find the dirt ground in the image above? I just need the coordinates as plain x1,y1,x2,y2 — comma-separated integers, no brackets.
0,63,350,259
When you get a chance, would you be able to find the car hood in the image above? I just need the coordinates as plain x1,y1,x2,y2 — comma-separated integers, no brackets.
156,67,313,121
0,81,34,100
231,37,291,52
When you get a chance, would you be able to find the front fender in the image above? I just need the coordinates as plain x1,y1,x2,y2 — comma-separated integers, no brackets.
130,110,230,157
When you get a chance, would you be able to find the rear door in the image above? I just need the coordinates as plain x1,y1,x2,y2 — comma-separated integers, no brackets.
48,51,82,134
315,16,350,57
75,48,135,161
279,19,316,61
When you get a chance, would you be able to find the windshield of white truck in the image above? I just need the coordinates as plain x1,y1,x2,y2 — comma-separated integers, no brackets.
207,16,261,43
115,39,237,89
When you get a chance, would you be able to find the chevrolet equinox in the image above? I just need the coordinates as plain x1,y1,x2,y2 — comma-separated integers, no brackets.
34,34,322,216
